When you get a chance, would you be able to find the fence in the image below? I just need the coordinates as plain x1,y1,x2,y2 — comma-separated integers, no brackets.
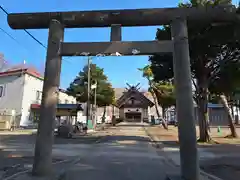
194,107,229,126
0,109,21,130
166,106,230,126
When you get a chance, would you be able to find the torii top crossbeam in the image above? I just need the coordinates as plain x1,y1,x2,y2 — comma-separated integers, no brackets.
8,6,240,29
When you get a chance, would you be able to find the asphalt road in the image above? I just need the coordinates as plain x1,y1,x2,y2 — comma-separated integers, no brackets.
0,123,172,180
0,131,105,179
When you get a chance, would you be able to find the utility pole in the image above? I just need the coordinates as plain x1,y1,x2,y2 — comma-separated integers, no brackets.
86,56,91,127
94,81,97,129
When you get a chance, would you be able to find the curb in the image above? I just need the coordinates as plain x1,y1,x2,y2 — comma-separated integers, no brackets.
95,135,110,143
142,126,179,168
200,170,224,180
143,126,224,180
0,130,37,135
95,123,112,131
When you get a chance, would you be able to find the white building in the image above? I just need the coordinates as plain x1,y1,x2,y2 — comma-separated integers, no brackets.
0,67,76,127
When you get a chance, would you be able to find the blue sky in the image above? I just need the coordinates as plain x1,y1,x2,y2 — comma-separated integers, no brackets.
2,0,237,90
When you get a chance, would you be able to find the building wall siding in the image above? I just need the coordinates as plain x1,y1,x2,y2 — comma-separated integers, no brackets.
58,91,76,104
0,73,78,126
0,74,25,123
21,74,43,126
21,74,77,126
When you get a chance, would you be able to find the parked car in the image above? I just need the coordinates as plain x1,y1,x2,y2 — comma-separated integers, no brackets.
56,124,74,138
168,120,176,125
155,118,163,125
56,122,88,138
174,121,178,127
116,118,123,124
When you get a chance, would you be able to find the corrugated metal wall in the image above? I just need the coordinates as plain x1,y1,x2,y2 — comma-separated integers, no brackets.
167,107,230,126
194,107,229,126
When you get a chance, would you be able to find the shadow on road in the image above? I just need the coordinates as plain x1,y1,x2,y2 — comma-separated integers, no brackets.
155,139,240,152
0,133,103,145
0,132,158,179
96,135,151,144
0,152,63,179
116,124,146,128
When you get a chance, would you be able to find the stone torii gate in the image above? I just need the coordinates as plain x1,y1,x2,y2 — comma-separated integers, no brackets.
8,6,239,180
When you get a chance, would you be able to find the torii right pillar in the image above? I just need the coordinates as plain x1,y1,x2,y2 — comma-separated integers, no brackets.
171,18,200,180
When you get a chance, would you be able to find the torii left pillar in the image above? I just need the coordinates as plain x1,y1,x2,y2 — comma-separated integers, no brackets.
171,18,199,180
32,19,64,176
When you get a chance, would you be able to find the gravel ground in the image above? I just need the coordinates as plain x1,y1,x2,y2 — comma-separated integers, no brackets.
201,157,240,180
145,125,240,180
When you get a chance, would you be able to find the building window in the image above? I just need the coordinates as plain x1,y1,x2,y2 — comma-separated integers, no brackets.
72,101,74,104
65,100,69,104
36,90,42,100
0,86,3,97
32,112,40,123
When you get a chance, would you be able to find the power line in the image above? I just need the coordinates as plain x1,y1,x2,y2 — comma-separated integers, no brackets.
0,5,74,64
0,22,76,65
0,5,8,14
0,5,98,65
0,5,47,49
0,27,24,47
23,30,47,49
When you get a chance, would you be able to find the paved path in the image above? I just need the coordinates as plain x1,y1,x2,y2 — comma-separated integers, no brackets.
1,123,175,180
58,123,173,180
4,123,228,180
